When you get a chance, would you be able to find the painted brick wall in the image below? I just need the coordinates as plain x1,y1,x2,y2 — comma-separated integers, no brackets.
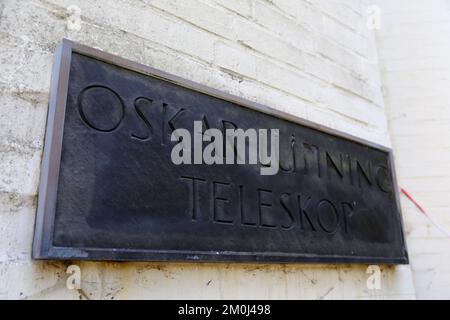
0,0,415,299
373,0,450,299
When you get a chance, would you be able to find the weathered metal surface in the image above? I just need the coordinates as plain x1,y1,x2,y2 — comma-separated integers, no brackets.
32,40,408,264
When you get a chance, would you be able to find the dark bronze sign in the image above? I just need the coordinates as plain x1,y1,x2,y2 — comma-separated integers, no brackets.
33,40,408,264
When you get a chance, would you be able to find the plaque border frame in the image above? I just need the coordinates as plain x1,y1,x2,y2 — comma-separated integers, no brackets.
32,39,409,264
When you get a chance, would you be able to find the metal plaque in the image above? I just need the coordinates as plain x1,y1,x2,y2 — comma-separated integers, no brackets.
32,40,408,264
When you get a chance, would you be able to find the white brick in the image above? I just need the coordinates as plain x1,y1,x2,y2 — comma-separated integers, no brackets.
375,0,450,299
46,0,217,62
212,0,253,18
